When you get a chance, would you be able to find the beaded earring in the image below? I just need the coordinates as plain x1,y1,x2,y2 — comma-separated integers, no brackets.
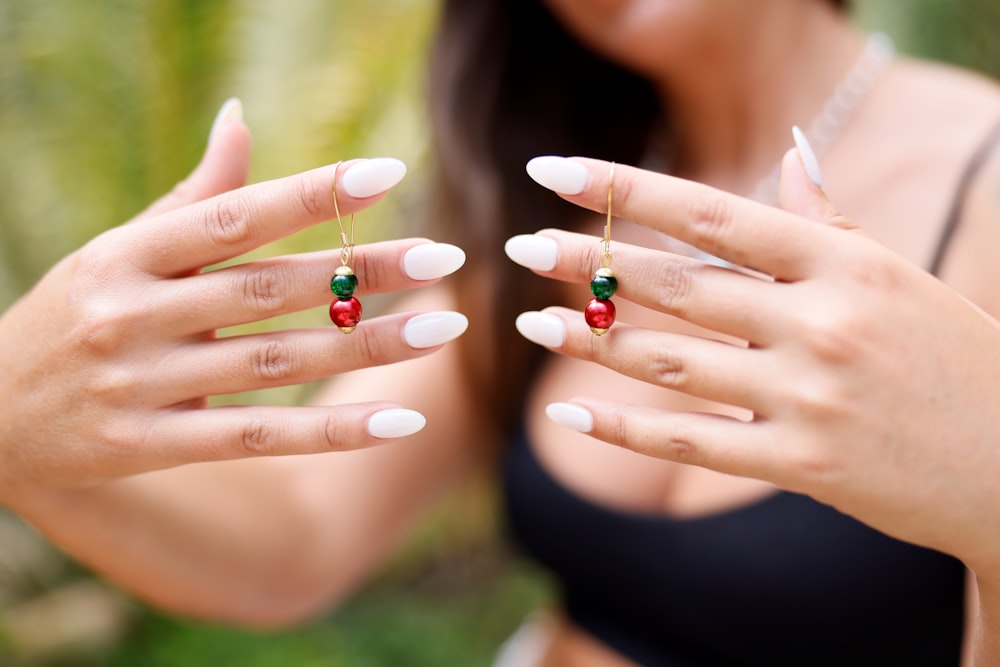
329,163,362,333
585,162,618,335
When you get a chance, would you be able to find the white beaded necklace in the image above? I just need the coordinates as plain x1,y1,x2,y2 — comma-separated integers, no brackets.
656,31,895,266
749,31,896,205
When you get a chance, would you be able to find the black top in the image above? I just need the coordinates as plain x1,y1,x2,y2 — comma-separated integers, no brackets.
502,433,965,666
500,117,1000,666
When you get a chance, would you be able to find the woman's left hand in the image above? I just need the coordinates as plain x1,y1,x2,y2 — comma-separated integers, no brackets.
506,153,1000,580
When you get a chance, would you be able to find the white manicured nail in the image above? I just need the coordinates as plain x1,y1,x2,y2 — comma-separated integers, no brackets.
792,126,823,188
209,98,243,145
367,408,426,439
515,311,566,348
403,243,466,280
526,156,589,195
342,158,407,198
545,402,594,433
505,234,558,271
403,311,469,349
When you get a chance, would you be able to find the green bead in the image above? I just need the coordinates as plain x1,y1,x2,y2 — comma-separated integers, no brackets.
590,271,617,300
330,272,358,299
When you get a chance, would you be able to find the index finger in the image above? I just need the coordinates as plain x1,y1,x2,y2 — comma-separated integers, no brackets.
525,156,836,281
117,157,407,277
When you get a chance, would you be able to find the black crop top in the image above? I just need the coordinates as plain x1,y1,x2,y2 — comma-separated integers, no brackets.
501,117,1000,666
502,432,965,666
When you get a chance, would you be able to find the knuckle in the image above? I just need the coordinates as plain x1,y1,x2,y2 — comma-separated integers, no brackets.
689,193,736,257
660,434,698,464
575,242,605,283
95,415,147,460
73,300,141,357
204,194,255,248
352,325,391,366
798,310,861,363
321,413,346,451
349,250,378,294
250,339,296,383
293,177,328,219
240,417,277,455
85,366,140,403
651,260,695,315
648,349,688,389
240,265,288,317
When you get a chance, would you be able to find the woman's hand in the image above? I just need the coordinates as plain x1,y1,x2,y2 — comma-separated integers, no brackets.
0,102,467,505
507,152,1000,579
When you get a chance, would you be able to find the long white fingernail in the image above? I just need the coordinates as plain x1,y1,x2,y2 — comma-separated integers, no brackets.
342,158,407,198
209,97,243,146
505,234,557,271
403,243,466,280
791,126,823,188
526,156,589,195
403,311,469,348
515,311,566,348
545,402,593,433
367,408,426,439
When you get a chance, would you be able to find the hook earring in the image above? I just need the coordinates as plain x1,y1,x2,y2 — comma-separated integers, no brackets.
329,163,362,333
585,162,618,336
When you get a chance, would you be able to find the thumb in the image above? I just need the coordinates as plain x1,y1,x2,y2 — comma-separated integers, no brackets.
778,126,858,232
135,98,253,220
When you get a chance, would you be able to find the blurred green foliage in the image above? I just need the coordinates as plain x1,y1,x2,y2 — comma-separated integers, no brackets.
1,0,1000,665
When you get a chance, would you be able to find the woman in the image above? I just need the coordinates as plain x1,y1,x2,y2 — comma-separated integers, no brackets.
5,1,1000,665
426,0,1000,664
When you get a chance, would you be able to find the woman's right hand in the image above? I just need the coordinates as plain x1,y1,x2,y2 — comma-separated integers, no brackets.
0,101,467,506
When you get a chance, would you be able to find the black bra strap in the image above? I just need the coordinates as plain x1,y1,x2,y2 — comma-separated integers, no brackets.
928,116,1000,276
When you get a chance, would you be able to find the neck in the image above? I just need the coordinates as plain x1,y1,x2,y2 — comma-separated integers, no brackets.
651,3,864,197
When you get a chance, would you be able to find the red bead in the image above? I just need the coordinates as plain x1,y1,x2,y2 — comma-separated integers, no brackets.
585,298,615,334
330,297,362,332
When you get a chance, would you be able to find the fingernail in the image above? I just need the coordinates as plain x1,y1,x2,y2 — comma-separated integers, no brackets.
791,126,823,188
341,158,407,198
545,402,594,433
403,243,466,280
209,97,243,146
526,156,589,195
367,408,427,439
403,311,469,349
515,311,566,348
505,234,557,271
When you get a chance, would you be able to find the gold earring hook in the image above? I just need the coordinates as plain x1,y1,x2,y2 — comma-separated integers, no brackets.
332,161,355,267
601,162,615,269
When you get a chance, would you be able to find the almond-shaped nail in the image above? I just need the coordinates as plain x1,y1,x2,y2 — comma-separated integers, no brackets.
505,234,557,271
515,311,566,348
367,408,426,439
403,311,469,349
792,126,823,189
403,243,466,281
545,402,594,433
209,97,243,146
342,158,407,198
526,156,589,195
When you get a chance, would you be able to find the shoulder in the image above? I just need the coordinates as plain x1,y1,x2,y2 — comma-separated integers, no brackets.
887,59,1000,315
937,127,1000,317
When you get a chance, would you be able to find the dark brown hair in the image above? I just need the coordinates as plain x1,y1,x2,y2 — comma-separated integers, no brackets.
426,0,847,432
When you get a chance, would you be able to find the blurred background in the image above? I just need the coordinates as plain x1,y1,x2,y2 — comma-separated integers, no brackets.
1,1,999,665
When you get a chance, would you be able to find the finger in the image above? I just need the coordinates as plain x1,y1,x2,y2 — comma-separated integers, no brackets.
116,157,408,277
152,311,469,404
136,98,253,220
543,399,782,483
506,229,786,343
144,403,427,466
525,155,845,280
162,240,465,336
778,146,857,230
516,308,773,413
